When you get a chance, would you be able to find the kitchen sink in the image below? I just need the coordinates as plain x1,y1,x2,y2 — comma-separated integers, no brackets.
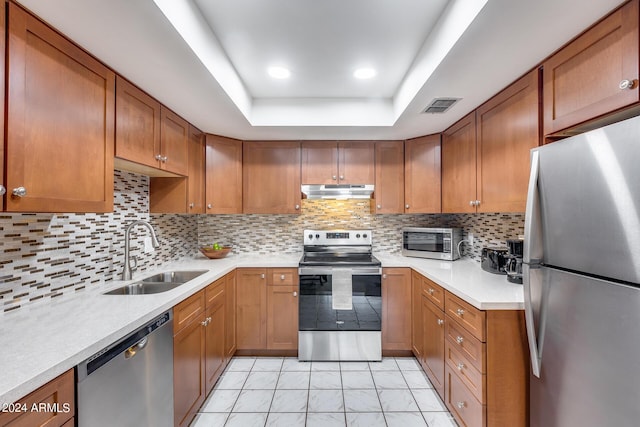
103,270,208,295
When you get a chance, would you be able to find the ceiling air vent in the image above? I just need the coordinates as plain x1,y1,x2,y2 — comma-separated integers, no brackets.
422,98,461,114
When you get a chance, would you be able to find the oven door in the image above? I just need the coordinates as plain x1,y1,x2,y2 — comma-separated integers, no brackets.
298,267,381,332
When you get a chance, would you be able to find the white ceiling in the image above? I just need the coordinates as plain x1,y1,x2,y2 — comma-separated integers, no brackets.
16,0,627,140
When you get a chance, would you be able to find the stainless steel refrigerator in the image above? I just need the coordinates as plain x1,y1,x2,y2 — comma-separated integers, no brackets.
524,115,640,426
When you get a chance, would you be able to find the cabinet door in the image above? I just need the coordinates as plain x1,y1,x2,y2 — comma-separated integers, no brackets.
411,271,423,359
174,316,206,427
404,135,441,213
422,296,445,396
115,76,161,169
205,135,242,213
338,141,375,184
0,4,5,211
374,141,404,214
225,271,237,359
477,70,540,213
243,142,301,214
382,268,412,351
267,285,299,350
188,125,205,213
236,268,267,349
442,112,477,213
6,3,114,213
301,141,338,184
543,0,639,135
205,296,226,393
160,106,189,176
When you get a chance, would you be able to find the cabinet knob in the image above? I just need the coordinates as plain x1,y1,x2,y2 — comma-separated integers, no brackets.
456,401,466,409
428,288,435,295
457,363,465,371
207,204,212,209
437,318,444,326
293,291,298,297
280,274,285,280
201,319,208,327
619,79,636,90
295,204,300,210
162,156,168,163
382,274,387,279
405,204,409,209
332,175,337,180
469,200,475,206
475,200,481,206
377,204,381,209
155,154,163,161
456,336,464,344
189,203,195,209
0,185,5,196
12,187,27,197
261,273,265,279
339,175,344,180
456,308,465,316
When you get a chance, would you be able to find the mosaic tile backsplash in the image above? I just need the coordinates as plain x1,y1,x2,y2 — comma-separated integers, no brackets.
0,170,197,312
198,200,525,260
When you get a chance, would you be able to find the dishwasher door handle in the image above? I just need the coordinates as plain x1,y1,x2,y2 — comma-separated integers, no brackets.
125,337,149,359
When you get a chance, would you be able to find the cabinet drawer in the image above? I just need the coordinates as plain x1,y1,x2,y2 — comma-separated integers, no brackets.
446,365,485,427
268,268,298,286
445,340,485,403
174,290,205,334
422,277,444,310
446,316,486,373
205,278,225,308
445,293,486,341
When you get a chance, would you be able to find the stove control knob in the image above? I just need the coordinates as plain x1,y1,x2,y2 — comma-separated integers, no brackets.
315,234,320,239
356,234,361,238
363,233,368,238
308,234,313,239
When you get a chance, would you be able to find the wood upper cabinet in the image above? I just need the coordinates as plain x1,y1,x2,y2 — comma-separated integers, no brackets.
442,112,477,213
225,270,237,359
404,134,441,213
0,369,74,427
205,135,242,214
381,268,412,351
6,3,114,213
476,69,540,213
422,295,446,397
374,141,404,214
301,141,374,185
187,125,205,213
543,0,639,135
243,142,301,214
160,107,189,176
236,268,268,349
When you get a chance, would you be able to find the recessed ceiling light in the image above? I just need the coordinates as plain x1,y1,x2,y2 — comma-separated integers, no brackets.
353,68,377,79
267,66,291,79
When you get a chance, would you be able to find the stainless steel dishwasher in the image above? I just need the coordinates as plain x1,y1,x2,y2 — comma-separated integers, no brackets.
77,310,174,427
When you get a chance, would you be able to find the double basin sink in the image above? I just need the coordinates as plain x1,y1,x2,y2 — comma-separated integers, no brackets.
103,270,208,295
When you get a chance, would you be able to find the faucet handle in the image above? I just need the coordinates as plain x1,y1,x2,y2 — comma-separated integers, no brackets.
130,255,138,273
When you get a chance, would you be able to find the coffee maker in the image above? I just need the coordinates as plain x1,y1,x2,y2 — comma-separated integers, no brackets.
505,239,524,284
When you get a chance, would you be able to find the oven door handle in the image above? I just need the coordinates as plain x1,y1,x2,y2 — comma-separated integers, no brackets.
298,267,382,276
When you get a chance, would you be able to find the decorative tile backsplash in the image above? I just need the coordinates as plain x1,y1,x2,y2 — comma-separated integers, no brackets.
1,176,524,313
0,170,197,312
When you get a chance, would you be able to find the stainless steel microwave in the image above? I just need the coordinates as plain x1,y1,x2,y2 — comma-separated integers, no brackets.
402,227,462,261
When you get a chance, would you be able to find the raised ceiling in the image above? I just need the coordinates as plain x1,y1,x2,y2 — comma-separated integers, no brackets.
16,0,627,140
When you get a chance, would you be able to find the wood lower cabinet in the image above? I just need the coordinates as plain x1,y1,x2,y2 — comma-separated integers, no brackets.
411,271,423,359
404,135,441,213
374,141,405,214
6,3,114,213
267,284,299,350
442,113,477,214
543,0,639,135
0,369,74,427
422,294,446,397
225,270,237,359
205,135,242,214
236,268,268,350
204,281,226,393
381,268,411,351
243,142,301,214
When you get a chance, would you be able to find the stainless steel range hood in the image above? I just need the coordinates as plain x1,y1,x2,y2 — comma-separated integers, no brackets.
301,184,374,200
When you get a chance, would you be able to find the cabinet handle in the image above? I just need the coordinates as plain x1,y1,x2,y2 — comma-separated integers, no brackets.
428,288,435,295
457,363,465,371
295,204,300,210
456,336,464,344
189,203,195,209
207,204,212,209
456,401,466,409
293,291,298,297
12,187,27,197
0,185,5,196
456,308,465,316
619,79,636,90
261,273,265,279
437,319,444,326
332,175,337,180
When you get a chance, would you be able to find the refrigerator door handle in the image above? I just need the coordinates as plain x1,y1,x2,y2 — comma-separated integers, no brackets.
524,263,542,377
524,150,542,265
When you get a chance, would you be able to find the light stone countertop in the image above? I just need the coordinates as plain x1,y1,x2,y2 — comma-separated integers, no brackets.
0,252,523,406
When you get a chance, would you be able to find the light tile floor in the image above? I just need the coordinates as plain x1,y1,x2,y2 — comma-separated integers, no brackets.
190,357,459,427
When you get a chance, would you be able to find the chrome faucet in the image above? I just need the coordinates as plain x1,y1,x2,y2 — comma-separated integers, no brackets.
122,220,160,280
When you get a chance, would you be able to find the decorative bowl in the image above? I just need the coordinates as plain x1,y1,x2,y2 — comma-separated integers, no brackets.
200,246,232,259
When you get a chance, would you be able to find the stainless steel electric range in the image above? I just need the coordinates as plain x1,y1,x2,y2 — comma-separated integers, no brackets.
298,229,382,361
